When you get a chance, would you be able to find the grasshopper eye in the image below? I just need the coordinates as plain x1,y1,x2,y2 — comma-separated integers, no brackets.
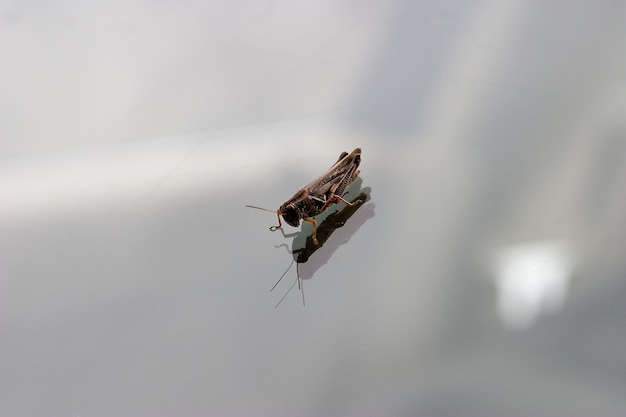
282,205,301,227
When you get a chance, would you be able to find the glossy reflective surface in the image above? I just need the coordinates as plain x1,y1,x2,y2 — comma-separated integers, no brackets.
2,1,626,416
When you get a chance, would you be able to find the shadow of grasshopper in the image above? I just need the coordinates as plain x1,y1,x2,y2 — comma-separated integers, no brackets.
271,180,374,307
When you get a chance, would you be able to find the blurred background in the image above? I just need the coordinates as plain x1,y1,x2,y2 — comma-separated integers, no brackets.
2,1,626,416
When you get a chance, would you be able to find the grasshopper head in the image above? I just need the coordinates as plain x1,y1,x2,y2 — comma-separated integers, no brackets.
280,203,301,227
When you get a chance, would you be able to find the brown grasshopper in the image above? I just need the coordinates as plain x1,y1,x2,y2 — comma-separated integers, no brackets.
246,148,362,245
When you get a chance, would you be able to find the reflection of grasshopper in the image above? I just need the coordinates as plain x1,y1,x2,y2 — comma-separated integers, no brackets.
271,189,372,307
246,148,362,245
292,190,369,263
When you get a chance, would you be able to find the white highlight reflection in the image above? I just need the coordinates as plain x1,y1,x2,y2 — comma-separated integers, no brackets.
494,241,572,329
0,123,340,225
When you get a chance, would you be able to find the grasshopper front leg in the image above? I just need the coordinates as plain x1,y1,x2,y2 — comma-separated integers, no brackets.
269,212,283,231
303,217,319,245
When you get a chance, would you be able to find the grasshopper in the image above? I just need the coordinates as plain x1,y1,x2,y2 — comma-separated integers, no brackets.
246,148,362,245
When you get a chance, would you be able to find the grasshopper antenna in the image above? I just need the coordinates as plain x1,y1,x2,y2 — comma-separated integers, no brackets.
274,268,305,308
298,265,305,307
245,205,276,213
274,275,298,308
272,259,306,308
245,205,282,231
271,258,295,292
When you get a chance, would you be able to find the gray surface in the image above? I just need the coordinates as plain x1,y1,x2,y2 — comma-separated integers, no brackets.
2,1,626,416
